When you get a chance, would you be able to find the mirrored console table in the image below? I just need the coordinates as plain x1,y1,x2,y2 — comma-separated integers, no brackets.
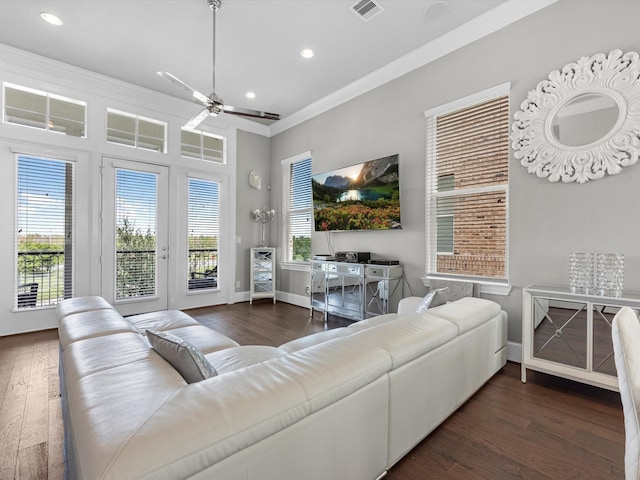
522,284,640,391
310,260,403,322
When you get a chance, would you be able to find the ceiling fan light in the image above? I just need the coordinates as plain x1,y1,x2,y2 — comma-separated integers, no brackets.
300,49,315,59
40,12,64,26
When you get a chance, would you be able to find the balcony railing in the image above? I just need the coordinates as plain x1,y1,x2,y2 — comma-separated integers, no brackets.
188,248,218,290
16,248,219,308
17,250,68,308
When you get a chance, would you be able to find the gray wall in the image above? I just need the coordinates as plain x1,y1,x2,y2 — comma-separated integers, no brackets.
268,0,640,343
236,130,271,292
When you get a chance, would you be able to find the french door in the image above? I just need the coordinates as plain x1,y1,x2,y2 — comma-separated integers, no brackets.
101,158,169,315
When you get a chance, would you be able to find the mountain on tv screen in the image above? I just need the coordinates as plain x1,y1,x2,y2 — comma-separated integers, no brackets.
312,154,401,231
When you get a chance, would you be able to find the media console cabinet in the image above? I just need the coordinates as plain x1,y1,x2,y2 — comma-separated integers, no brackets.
310,259,403,321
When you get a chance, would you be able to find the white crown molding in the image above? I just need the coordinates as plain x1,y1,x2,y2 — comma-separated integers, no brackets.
269,0,558,137
0,43,271,137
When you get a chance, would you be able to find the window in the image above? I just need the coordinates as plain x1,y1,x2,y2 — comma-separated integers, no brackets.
424,83,510,287
187,178,219,291
3,83,86,137
106,109,166,152
181,129,225,163
16,155,74,309
281,152,312,267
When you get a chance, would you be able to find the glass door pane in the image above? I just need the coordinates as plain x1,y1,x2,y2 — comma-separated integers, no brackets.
115,169,158,300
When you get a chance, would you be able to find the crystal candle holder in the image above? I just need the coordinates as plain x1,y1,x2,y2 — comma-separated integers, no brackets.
596,253,624,297
569,252,594,294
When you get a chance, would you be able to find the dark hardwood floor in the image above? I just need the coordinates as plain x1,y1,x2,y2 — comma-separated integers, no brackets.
0,301,625,479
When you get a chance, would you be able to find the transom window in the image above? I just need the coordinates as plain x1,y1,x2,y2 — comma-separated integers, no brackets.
106,109,166,153
181,129,225,163
3,83,86,137
425,83,510,286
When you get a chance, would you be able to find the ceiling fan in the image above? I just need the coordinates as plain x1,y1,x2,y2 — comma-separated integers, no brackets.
157,0,280,129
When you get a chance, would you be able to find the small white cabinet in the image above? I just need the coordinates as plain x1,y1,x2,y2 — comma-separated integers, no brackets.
250,248,276,304
522,284,640,391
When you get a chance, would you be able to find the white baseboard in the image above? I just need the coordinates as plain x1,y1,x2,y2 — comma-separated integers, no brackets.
232,291,310,309
277,291,310,308
507,341,522,363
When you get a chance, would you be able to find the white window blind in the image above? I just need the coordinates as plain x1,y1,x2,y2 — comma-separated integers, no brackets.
181,129,225,163
16,155,74,309
4,83,86,137
107,109,166,153
115,169,158,299
281,153,312,266
187,178,219,291
425,84,509,283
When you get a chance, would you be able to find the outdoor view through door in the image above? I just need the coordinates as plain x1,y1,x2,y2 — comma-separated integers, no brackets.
15,155,73,309
115,169,159,300
188,178,219,291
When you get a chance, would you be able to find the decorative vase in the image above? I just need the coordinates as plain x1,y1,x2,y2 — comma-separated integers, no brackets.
568,252,594,294
596,253,624,297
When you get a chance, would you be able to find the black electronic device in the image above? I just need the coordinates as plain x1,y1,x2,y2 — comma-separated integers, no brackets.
313,254,335,261
335,252,371,263
368,259,400,265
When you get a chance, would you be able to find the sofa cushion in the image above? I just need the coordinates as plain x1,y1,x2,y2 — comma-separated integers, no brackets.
424,296,502,334
126,310,200,332
58,309,139,350
63,332,152,385
348,314,458,368
159,325,239,354
205,345,287,374
279,328,352,353
56,295,114,319
147,329,218,383
347,313,399,332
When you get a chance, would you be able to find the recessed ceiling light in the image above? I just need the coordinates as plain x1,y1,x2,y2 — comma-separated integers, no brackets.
300,49,315,59
245,92,256,99
40,12,64,26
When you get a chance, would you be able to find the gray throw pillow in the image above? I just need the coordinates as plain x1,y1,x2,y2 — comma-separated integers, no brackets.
146,329,217,383
416,287,448,313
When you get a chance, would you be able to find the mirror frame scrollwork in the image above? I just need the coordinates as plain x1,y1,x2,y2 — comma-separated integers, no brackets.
511,49,640,183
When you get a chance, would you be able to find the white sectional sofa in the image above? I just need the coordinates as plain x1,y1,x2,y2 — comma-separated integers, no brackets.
57,295,507,480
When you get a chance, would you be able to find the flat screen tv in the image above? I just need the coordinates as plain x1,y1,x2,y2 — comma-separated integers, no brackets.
312,154,401,231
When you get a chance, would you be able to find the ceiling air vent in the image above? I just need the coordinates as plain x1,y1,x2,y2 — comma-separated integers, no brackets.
350,0,384,22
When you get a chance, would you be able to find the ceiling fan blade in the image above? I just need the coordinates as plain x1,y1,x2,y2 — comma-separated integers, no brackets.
222,105,280,121
157,71,211,106
184,108,211,130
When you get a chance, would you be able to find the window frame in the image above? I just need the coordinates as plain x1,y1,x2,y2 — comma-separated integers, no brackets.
106,108,167,153
424,83,511,295
180,128,226,164
280,151,312,271
3,82,87,138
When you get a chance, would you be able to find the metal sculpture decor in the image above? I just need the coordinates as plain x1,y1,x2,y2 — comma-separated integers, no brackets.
511,49,640,183
251,207,276,247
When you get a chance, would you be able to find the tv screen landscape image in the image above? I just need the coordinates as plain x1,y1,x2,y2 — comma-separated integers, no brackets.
312,154,401,231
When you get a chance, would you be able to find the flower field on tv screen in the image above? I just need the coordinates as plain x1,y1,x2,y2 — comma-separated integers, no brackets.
314,202,401,231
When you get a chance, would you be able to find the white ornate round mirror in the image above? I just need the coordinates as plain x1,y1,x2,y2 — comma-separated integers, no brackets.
550,93,620,147
511,49,640,183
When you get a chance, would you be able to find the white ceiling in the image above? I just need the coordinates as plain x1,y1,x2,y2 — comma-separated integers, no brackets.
0,0,551,129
